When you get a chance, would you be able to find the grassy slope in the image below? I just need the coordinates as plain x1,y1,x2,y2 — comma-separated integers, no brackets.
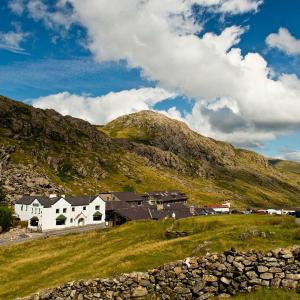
221,289,300,300
3,129,300,209
0,215,300,299
270,159,300,175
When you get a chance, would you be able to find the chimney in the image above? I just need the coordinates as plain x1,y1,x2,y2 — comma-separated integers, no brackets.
190,205,195,215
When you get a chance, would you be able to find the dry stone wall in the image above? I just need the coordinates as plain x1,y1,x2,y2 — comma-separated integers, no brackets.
20,246,300,300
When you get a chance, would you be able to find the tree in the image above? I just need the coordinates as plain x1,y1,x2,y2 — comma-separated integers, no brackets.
0,181,6,206
122,185,135,192
0,206,12,232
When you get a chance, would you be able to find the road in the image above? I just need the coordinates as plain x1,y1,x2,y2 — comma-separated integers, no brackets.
0,223,106,247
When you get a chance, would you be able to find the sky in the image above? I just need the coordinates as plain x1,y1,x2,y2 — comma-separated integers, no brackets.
1,0,300,161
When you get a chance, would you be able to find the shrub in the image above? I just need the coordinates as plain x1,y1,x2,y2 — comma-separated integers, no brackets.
123,185,135,192
0,181,6,205
0,206,13,231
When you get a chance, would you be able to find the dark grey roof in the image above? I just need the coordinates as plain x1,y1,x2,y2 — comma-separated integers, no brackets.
105,200,131,211
16,196,59,208
115,207,152,220
64,196,95,206
143,190,187,203
112,192,145,202
16,195,98,207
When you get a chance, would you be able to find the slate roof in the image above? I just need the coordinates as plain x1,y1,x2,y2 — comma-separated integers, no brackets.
16,196,58,208
143,190,187,203
115,207,152,220
64,196,95,206
16,195,97,207
112,192,145,202
105,200,131,211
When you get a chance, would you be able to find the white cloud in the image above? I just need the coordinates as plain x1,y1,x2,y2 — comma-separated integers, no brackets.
53,0,300,145
23,0,300,146
26,0,75,31
266,27,300,56
8,0,25,15
282,151,300,162
0,28,29,54
195,0,263,14
31,88,175,124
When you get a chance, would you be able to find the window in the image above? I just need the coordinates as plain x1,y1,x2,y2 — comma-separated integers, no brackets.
30,217,39,227
83,206,86,210
21,205,23,211
56,209,59,214
95,205,100,210
70,218,73,223
93,211,102,221
63,208,67,213
72,207,75,212
56,215,66,226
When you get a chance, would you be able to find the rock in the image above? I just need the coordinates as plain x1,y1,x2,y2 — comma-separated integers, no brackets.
174,267,182,275
282,279,298,289
203,275,218,282
193,282,205,294
131,286,148,298
271,278,281,288
174,287,191,294
246,271,258,280
269,267,282,273
257,266,268,273
260,273,273,280
218,293,231,298
220,277,231,285
285,274,300,281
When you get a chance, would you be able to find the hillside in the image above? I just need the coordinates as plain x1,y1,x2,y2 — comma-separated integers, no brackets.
0,214,300,299
269,159,300,175
1,95,300,208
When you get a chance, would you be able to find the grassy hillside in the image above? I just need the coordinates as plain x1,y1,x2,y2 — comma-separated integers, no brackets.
223,289,300,300
0,214,300,299
270,159,300,175
1,96,300,208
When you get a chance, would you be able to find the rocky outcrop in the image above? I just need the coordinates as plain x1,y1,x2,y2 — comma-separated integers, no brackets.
19,246,300,300
0,145,65,205
0,96,111,151
105,110,239,168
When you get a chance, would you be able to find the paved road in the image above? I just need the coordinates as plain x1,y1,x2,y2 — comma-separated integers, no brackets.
0,223,106,247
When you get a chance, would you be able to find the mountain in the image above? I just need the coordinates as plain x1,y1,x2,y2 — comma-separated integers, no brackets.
1,95,300,208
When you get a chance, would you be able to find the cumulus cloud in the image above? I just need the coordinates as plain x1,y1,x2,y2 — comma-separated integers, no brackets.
31,88,175,124
21,0,300,147
282,150,300,162
195,0,263,14
49,0,299,145
8,0,25,15
266,28,300,56
27,0,75,30
0,26,29,54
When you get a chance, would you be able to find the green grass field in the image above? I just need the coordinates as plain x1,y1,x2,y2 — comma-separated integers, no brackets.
0,214,300,299
219,288,300,300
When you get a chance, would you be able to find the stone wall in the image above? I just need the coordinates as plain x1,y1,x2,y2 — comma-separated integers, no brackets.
20,246,300,300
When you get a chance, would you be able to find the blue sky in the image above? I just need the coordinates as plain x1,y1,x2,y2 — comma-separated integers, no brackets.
1,0,300,161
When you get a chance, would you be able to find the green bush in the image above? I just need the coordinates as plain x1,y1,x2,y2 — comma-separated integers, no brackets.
0,182,6,205
0,206,13,231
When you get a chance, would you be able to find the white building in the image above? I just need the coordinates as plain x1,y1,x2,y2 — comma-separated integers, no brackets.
208,202,231,214
15,195,106,231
